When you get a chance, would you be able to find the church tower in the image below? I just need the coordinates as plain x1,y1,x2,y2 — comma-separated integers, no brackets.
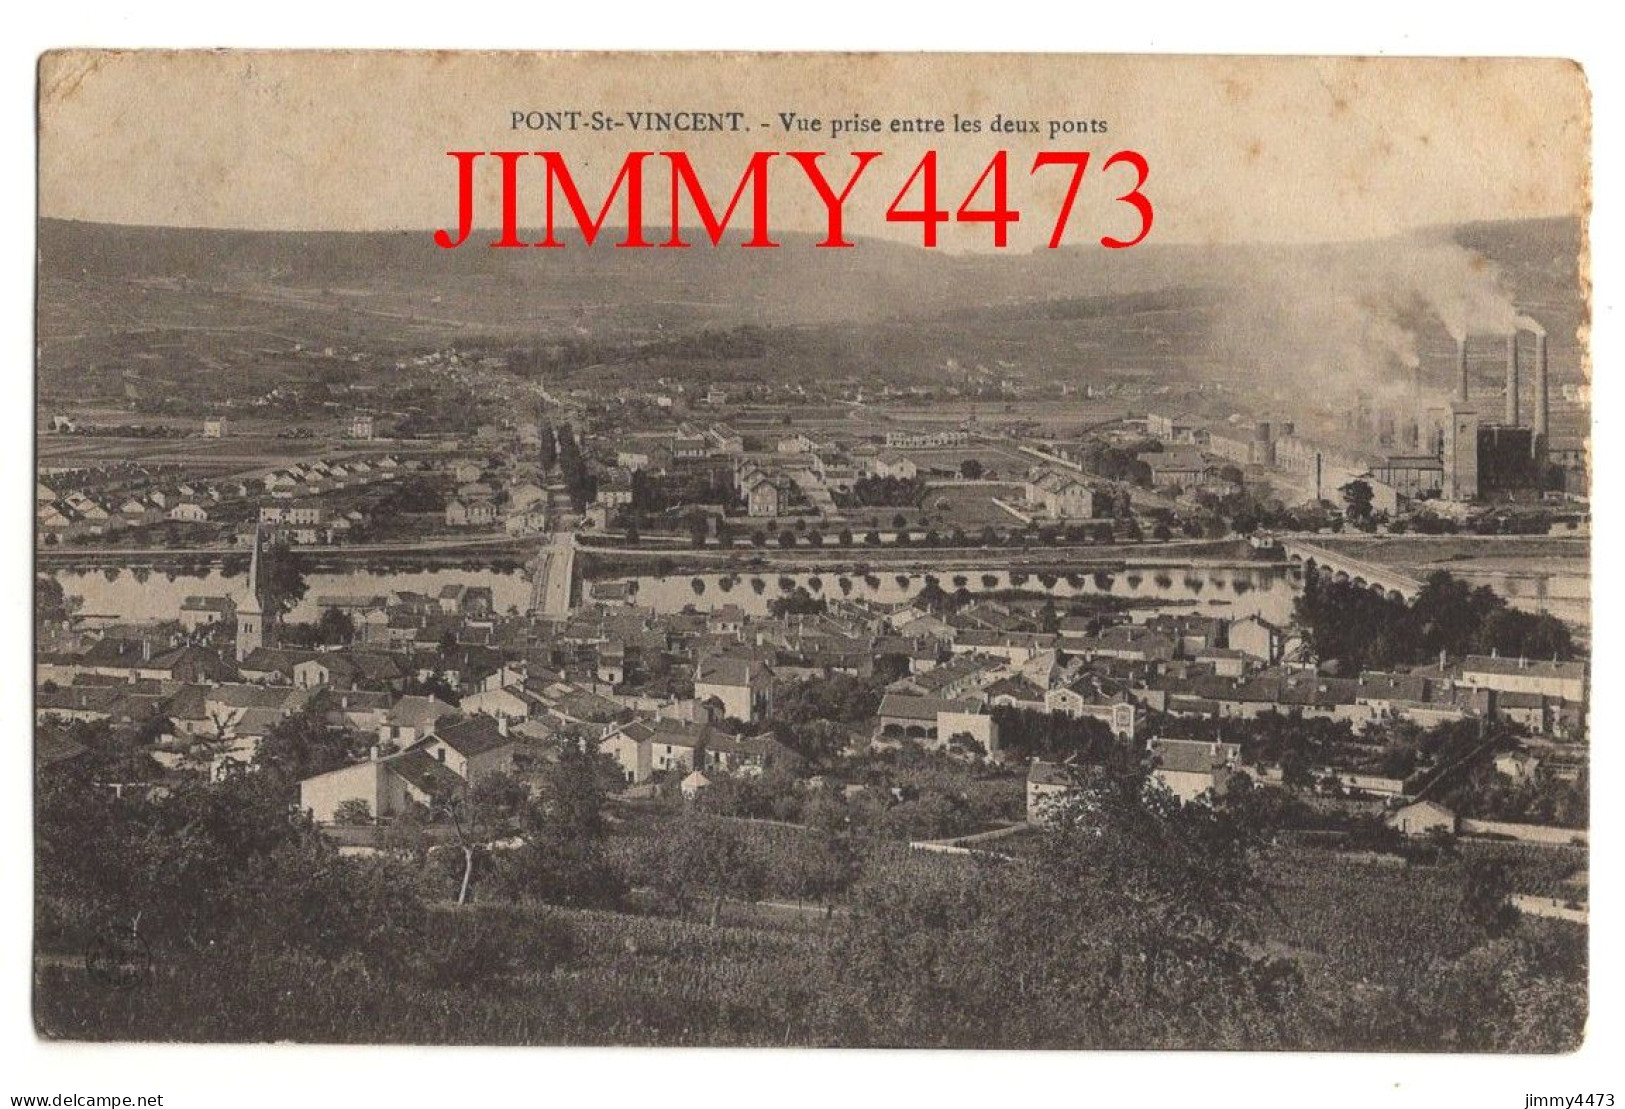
235,525,266,662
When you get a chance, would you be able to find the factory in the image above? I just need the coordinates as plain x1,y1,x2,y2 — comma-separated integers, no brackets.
1435,328,1552,501
1283,317,1564,507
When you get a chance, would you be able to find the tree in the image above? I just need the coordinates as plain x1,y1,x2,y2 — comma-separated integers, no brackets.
498,738,624,908
261,538,308,620
1460,858,1518,939
649,808,768,926
1340,479,1374,525
315,606,356,646
829,767,1298,1048
252,705,352,783
959,458,985,480
778,718,854,765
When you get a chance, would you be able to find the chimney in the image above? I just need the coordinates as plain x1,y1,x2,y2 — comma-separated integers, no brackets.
1534,330,1550,447
1457,336,1470,402
1505,333,1521,426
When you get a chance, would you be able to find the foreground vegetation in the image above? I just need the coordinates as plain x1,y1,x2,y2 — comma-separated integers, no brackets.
35,745,1585,1050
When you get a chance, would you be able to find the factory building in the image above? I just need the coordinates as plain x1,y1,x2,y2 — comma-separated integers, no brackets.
1437,329,1553,502
1369,455,1444,499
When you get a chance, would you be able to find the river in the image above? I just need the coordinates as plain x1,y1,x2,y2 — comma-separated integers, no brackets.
54,561,1303,626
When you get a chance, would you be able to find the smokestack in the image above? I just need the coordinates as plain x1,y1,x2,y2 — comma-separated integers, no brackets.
1534,331,1550,441
1505,333,1521,427
1457,336,1470,402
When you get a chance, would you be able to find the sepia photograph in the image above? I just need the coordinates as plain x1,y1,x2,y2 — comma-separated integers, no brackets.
18,30,1606,1087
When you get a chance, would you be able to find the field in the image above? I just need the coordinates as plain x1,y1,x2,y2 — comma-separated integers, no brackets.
920,482,1030,529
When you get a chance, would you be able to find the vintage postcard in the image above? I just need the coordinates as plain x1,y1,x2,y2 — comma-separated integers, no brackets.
33,50,1591,1051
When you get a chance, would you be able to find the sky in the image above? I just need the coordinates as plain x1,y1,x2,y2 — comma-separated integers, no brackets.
38,50,1590,248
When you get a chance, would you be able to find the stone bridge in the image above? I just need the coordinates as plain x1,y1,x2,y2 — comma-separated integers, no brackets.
529,531,578,617
1279,538,1424,603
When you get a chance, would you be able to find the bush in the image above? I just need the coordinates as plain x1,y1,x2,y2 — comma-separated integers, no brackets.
333,798,373,826
411,906,579,989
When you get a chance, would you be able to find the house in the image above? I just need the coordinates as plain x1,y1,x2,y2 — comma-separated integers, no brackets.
1494,750,1542,783
1387,800,1458,837
596,468,634,507
777,433,817,454
509,482,548,511
871,452,918,480
672,432,709,459
603,720,656,783
1458,655,1587,704
445,498,498,527
377,694,459,747
630,720,790,780
1227,616,1282,663
1044,684,1139,740
744,473,784,518
1147,737,1240,803
1027,759,1089,824
203,417,227,438
1194,648,1251,678
693,657,773,723
707,424,744,455
179,595,235,631
299,747,465,824
596,644,626,686
1147,411,1198,444
885,428,969,449
877,693,991,747
1024,467,1104,519
1141,450,1210,489
506,506,549,535
985,676,1050,714
348,414,375,440
167,502,209,523
460,683,540,724
948,630,1055,667
437,584,493,617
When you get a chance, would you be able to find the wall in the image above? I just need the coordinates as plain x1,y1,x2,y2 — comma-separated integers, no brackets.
300,761,382,824
1460,818,1588,846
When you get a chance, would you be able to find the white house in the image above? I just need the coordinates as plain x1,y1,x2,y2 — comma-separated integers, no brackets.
1147,737,1241,803
1387,800,1458,837
298,747,464,824
693,657,773,723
